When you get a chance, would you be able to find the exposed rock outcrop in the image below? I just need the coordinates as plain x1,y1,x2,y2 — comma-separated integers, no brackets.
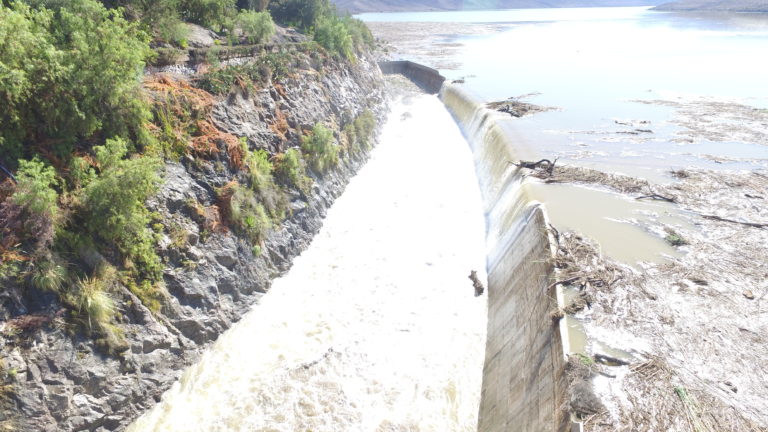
0,52,385,431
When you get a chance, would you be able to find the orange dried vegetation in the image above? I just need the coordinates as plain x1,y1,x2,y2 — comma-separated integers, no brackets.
145,75,241,165
269,107,290,142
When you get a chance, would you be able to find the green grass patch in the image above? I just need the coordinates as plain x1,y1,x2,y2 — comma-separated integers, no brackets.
301,123,338,174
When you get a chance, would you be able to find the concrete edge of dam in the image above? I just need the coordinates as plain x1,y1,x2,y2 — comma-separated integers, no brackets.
378,61,446,94
380,61,578,432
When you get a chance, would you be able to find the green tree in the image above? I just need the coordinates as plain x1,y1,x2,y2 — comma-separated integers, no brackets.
0,0,153,162
268,0,328,29
238,0,269,11
85,138,163,280
313,15,353,60
236,9,274,44
181,0,236,30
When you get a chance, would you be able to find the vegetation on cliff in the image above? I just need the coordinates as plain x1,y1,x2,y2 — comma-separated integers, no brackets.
0,0,376,360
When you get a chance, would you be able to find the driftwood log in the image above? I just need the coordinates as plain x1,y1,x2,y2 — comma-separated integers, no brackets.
512,158,558,176
635,193,676,203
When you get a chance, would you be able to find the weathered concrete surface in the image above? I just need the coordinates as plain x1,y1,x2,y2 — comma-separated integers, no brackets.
440,82,570,432
480,207,568,432
379,61,445,94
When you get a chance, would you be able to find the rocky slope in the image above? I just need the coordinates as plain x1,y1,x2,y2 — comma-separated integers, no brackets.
0,44,386,431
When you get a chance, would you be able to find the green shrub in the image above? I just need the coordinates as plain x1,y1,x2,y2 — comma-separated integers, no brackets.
85,138,163,281
313,15,353,60
274,148,311,194
31,259,67,293
152,47,187,66
227,183,271,243
195,52,289,94
243,147,287,220
236,10,274,44
11,159,59,219
301,123,338,173
124,277,164,313
1,159,60,253
244,148,273,190
268,0,328,29
238,0,270,11
76,274,116,331
181,0,236,31
342,16,374,50
102,0,190,45
0,0,153,161
68,156,97,189
352,109,376,152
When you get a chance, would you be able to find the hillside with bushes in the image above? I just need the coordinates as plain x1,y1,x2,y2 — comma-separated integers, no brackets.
0,0,385,430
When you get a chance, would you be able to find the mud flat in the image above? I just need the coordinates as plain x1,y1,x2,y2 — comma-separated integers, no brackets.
368,21,511,70
494,93,768,431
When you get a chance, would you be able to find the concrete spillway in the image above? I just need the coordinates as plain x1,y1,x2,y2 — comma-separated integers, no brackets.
129,89,489,431
131,64,571,431
377,62,572,431
440,83,571,432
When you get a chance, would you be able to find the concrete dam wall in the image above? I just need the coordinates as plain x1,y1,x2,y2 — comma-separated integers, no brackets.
378,61,446,94
441,83,571,432
382,63,571,431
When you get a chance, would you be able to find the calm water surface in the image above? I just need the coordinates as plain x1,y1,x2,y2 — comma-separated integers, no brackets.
361,7,768,179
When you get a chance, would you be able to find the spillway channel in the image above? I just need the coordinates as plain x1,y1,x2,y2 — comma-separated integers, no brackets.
128,90,489,431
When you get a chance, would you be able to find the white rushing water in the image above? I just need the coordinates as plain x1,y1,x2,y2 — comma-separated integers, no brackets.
128,93,488,431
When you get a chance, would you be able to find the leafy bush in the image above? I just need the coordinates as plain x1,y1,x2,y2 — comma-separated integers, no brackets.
353,109,376,152
181,0,236,31
342,16,374,50
84,138,163,281
274,148,311,194
244,148,273,190
0,0,153,161
10,159,59,219
195,52,289,95
99,0,189,45
244,147,287,220
301,123,338,174
237,0,270,11
236,9,274,44
0,159,59,253
267,0,372,60
268,0,328,29
222,182,271,243
313,15,353,60
31,259,67,292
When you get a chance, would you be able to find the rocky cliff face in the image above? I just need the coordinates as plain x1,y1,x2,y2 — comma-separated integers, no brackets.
0,52,385,432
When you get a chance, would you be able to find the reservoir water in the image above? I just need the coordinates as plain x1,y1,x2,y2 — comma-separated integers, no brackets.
129,91,488,431
366,6,768,265
363,7,768,178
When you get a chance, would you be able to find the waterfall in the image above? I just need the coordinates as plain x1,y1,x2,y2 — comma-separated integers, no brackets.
440,83,571,432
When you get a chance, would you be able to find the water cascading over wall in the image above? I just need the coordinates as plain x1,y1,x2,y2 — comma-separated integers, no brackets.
440,83,571,432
